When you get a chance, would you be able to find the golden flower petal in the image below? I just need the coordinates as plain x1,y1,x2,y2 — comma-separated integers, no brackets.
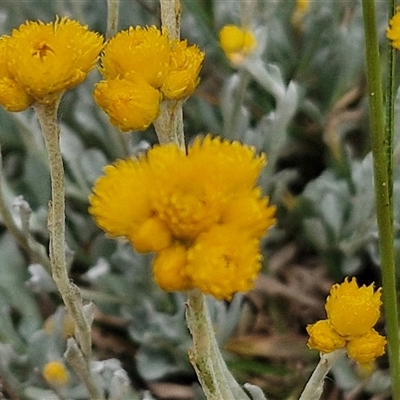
219,25,257,65
347,329,386,364
93,77,161,132
100,26,170,88
221,189,276,237
89,158,153,239
6,17,103,101
306,319,346,354
186,225,262,300
153,244,193,292
325,277,382,339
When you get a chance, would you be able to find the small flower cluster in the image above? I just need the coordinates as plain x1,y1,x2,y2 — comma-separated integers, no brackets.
94,26,204,132
307,277,386,365
89,135,276,300
0,17,103,111
219,25,257,66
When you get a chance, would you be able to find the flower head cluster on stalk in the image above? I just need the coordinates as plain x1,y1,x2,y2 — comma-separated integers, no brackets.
89,135,276,300
0,17,103,111
307,277,386,365
94,26,204,132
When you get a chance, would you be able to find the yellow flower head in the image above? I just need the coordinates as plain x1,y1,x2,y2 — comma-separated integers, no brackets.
100,26,170,89
306,319,346,354
1,17,103,106
42,361,69,386
387,7,400,50
219,25,257,66
161,40,204,100
347,329,386,364
93,76,161,132
325,277,382,339
89,135,276,300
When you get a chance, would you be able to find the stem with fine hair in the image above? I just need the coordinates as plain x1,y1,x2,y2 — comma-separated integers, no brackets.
361,1,400,399
106,0,119,39
154,0,185,149
186,290,251,400
33,100,102,399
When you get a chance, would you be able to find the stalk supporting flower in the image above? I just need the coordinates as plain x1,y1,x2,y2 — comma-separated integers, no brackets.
89,135,276,301
186,290,251,399
363,1,400,399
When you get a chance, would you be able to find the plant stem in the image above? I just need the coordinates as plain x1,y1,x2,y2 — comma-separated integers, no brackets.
186,290,251,400
106,0,119,39
154,0,185,149
34,100,102,399
361,1,400,399
299,350,345,400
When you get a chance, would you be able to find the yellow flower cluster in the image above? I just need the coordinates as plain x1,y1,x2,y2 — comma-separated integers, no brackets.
307,278,386,365
0,17,103,111
387,7,400,50
94,26,204,132
89,136,276,300
219,25,257,66
42,361,69,386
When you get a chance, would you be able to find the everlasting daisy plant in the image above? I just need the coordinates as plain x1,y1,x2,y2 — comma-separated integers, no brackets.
89,135,276,300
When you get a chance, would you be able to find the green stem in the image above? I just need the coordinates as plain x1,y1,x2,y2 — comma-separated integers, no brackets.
361,2,400,399
386,0,397,217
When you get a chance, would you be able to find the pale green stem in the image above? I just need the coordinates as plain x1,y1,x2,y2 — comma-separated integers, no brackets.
299,350,345,400
160,0,181,40
33,100,102,398
153,100,185,148
361,1,400,399
155,0,185,149
186,290,251,400
106,0,120,39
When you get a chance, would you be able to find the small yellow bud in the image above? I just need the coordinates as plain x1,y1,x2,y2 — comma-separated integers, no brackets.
219,25,256,66
42,361,69,386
